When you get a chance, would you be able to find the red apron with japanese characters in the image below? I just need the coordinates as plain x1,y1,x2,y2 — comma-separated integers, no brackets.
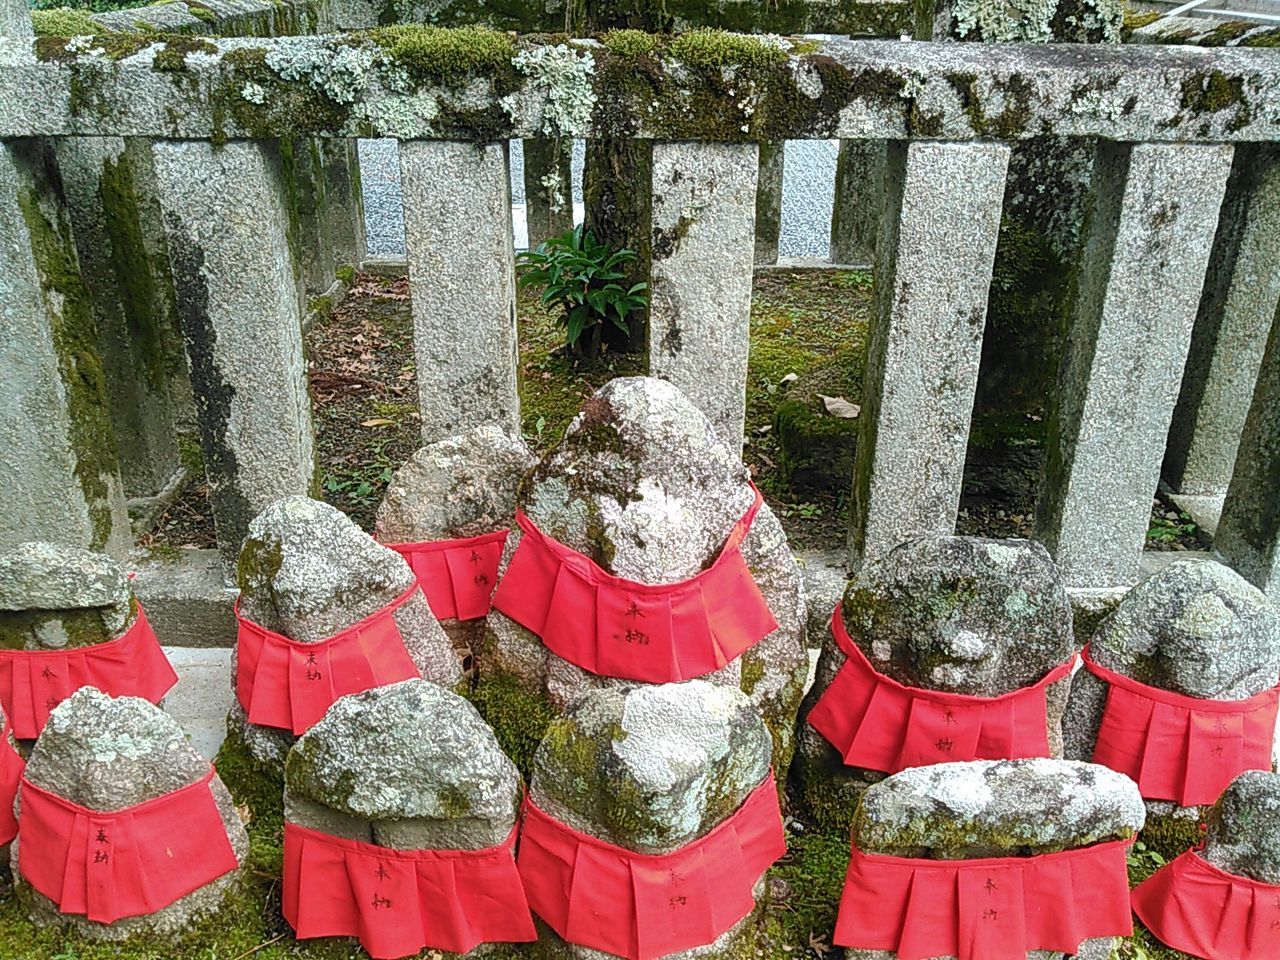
385,530,508,622
235,585,422,736
1132,847,1280,960
517,775,786,960
834,838,1134,960
0,721,23,844
0,605,177,740
491,488,777,683
1082,645,1280,806
807,605,1076,773
283,820,535,960
17,769,239,923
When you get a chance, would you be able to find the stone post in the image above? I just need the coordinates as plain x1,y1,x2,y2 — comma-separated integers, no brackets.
281,137,334,298
399,140,520,442
648,141,758,448
0,0,30,36
318,138,365,275
829,139,886,265
1035,142,1233,591
1217,308,1280,602
1164,145,1280,498
54,136,181,501
151,139,315,575
523,138,573,250
847,141,1010,570
754,140,784,265
0,139,131,558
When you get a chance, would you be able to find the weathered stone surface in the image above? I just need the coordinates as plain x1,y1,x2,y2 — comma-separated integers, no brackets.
1063,558,1280,825
530,680,772,960
649,142,757,447
1204,770,1280,885
0,138,131,558
3,38,1280,144
54,135,181,501
0,541,135,651
829,139,885,266
754,141,783,266
375,425,533,543
848,140,1009,570
400,140,519,444
0,0,29,36
1035,141,1233,590
1217,308,1280,603
229,495,460,766
928,0,1122,42
1164,146,1280,498
795,536,1076,828
484,377,808,770
854,758,1144,856
152,139,314,575
285,678,521,849
16,687,248,940
845,758,1141,960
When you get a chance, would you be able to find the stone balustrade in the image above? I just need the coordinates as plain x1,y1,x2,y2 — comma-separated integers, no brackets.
0,28,1278,618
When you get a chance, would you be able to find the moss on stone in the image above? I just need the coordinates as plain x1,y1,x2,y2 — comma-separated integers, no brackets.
600,27,661,58
15,148,119,551
1140,808,1207,861
186,0,219,22
369,24,516,81
0,609,116,652
740,655,766,696
1120,7,1161,39
669,28,788,69
334,263,357,286
29,7,101,37
152,35,218,72
468,669,554,779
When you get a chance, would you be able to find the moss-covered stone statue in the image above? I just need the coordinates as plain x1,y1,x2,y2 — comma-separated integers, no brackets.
1063,557,1280,857
793,536,1076,830
480,376,808,775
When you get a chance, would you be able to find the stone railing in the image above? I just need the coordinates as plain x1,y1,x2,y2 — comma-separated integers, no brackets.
1,30,1278,643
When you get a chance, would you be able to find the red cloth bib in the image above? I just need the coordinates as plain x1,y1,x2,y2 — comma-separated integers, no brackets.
835,837,1134,960
0,605,177,740
282,820,535,960
491,489,778,683
0,721,24,844
807,605,1075,773
235,585,423,736
1082,645,1280,806
385,530,508,622
1132,847,1280,960
17,769,239,924
517,775,785,960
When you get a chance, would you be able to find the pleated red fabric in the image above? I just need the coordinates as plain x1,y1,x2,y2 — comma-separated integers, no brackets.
0,605,178,740
282,820,535,960
807,605,1075,774
1082,646,1280,806
0,722,24,844
17,769,239,924
1132,847,1280,960
235,585,422,736
491,488,777,683
834,837,1134,960
517,775,786,960
384,530,508,622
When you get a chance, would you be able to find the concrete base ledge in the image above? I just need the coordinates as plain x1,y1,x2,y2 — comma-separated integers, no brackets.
128,547,236,648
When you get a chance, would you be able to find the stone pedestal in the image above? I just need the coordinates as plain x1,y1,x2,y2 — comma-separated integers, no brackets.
829,139,885,266
754,141,783,266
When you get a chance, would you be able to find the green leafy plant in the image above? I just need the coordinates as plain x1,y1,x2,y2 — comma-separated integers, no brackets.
516,225,648,359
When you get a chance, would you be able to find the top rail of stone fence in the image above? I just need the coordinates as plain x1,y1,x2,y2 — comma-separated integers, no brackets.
0,34,1276,142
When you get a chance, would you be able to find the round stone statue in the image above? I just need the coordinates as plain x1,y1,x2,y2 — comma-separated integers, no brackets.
844,759,1145,960
527,680,778,960
0,541,136,656
230,495,461,767
14,688,249,941
374,424,535,664
1204,770,1280,884
482,376,808,771
793,535,1076,829
1063,557,1280,850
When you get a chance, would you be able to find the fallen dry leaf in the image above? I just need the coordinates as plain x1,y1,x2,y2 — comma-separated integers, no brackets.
361,418,395,428
818,394,860,419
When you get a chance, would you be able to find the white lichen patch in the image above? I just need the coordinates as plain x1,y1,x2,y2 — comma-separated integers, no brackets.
240,81,267,105
503,43,596,138
790,59,824,100
266,38,374,106
952,0,1059,42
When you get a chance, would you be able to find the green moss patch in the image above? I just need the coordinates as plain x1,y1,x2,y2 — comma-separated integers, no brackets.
468,668,555,779
29,7,102,36
368,24,516,81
